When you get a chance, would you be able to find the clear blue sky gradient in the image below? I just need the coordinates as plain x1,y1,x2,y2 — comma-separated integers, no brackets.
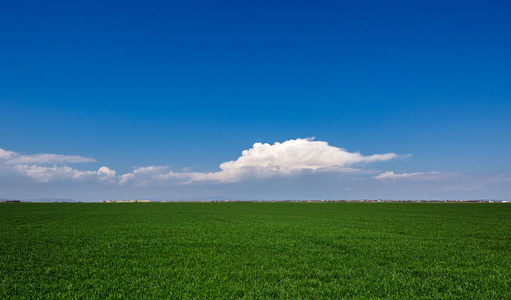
1,0,510,200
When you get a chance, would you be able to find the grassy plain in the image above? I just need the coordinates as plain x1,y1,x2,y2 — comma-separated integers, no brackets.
1,202,510,299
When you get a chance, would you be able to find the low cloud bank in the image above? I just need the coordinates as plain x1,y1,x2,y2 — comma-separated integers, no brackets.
3,142,511,199
120,138,404,185
1,138,405,185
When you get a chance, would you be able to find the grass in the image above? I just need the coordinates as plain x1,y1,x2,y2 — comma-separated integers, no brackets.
1,202,510,299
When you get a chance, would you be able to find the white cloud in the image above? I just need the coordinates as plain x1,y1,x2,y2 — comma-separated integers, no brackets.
0,148,95,164
0,147,112,184
2,139,405,186
119,166,170,185
97,167,117,182
121,138,405,185
373,171,457,181
119,173,136,186
13,164,116,183
373,171,425,180
2,143,511,200
218,138,401,174
133,165,169,174
0,149,15,160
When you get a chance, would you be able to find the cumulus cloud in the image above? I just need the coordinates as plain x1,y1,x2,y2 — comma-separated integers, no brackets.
0,147,113,184
120,138,405,185
219,138,400,174
119,166,170,186
14,164,116,183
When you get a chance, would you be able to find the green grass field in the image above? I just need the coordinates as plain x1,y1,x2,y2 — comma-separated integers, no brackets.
1,203,510,299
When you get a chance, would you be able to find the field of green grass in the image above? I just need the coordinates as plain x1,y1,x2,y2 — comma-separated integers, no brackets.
1,202,510,298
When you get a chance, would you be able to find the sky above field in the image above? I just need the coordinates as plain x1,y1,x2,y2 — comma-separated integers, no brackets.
1,0,510,201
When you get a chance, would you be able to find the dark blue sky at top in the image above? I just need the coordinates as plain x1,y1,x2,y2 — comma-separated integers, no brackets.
1,0,510,177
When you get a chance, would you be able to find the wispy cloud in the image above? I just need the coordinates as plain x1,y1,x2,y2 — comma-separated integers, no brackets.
373,171,457,181
371,170,511,196
373,171,426,180
0,148,95,164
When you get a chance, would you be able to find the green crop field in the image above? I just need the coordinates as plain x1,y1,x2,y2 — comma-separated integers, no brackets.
1,202,510,299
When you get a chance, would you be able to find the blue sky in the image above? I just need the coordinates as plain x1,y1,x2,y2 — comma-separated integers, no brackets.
1,0,510,200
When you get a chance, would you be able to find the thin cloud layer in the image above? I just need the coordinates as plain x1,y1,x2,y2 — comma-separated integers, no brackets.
373,171,456,181
0,148,95,164
373,171,426,180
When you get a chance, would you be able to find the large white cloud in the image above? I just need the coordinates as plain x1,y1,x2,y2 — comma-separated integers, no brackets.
122,138,405,185
220,138,400,174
